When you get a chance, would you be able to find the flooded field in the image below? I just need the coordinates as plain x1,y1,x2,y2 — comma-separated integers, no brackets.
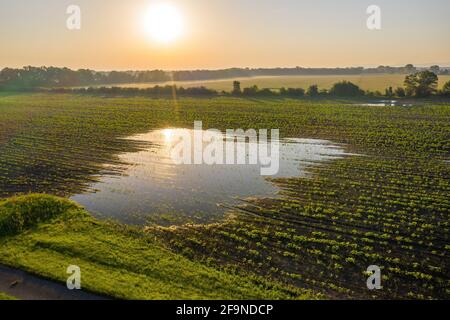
71,128,351,225
357,100,416,107
1,94,448,299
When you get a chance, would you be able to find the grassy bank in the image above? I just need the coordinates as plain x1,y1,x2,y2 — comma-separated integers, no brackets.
0,194,311,299
0,292,17,300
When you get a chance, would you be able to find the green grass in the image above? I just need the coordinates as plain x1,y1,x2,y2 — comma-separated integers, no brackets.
0,92,448,299
0,194,311,300
0,194,77,236
0,292,18,300
99,74,450,92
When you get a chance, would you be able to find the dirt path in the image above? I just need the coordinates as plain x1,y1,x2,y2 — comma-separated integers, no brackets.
0,265,108,300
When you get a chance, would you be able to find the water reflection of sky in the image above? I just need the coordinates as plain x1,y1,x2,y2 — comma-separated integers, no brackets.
71,128,352,226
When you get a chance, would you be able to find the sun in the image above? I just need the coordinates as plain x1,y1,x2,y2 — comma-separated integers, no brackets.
143,3,184,44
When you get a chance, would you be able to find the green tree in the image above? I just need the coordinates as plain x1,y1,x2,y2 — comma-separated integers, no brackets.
242,85,259,96
394,87,405,97
385,86,393,97
307,84,319,97
329,81,363,97
442,81,450,96
404,71,438,97
430,65,440,75
280,87,305,97
404,64,416,74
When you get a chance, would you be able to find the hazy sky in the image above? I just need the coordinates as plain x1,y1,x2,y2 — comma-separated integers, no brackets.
1,0,449,70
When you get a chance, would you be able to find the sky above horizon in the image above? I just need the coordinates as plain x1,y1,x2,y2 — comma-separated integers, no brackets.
1,0,449,70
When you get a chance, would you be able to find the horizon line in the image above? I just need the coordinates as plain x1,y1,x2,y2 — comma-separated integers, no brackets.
2,63,450,73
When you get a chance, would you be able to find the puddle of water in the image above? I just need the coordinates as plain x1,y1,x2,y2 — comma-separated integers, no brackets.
358,100,415,107
71,129,351,226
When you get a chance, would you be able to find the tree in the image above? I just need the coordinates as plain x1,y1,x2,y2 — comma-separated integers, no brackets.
280,87,305,97
307,84,319,97
242,85,259,96
442,81,450,96
430,65,440,75
394,87,405,97
385,86,393,97
404,71,438,97
404,64,416,74
232,81,241,95
329,81,364,97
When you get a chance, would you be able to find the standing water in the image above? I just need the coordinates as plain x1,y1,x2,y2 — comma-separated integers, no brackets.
71,128,351,225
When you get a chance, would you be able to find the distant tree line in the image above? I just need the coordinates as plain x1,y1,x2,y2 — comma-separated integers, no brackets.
1,64,449,89
231,72,450,98
48,85,218,97
2,70,449,99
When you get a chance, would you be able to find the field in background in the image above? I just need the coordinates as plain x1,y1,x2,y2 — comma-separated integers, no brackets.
100,74,450,92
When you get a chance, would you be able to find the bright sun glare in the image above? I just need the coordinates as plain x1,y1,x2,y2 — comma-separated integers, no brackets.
163,128,173,142
144,3,183,44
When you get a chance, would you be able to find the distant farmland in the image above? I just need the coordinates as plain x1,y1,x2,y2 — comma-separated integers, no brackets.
95,74,450,92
